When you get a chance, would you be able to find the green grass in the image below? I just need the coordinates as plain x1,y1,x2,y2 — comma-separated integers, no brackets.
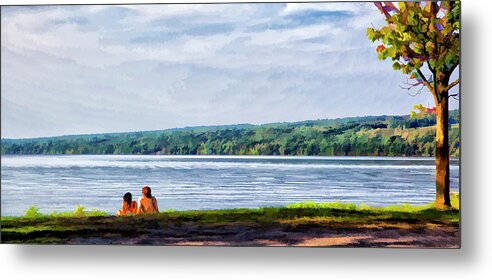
1,196,460,245
19,204,109,219
285,192,460,212
5,193,460,224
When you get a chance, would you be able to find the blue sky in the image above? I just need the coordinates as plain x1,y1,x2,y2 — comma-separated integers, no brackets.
1,3,459,138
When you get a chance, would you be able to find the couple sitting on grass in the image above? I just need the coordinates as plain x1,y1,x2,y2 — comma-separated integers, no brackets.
116,186,159,216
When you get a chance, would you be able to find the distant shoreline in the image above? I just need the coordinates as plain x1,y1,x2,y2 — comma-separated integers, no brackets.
0,154,460,159
1,110,460,141
1,111,460,158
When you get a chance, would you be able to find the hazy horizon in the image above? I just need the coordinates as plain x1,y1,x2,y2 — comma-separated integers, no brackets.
1,3,459,138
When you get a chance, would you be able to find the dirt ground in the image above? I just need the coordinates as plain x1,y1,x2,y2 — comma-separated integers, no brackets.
63,220,459,248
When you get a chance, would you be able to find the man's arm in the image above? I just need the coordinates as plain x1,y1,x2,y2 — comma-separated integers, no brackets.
153,197,159,213
136,198,143,214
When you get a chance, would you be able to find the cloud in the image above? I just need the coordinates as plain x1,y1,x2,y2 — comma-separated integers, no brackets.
281,3,362,15
1,3,458,138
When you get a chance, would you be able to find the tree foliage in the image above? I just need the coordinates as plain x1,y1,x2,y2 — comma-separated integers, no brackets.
367,1,460,99
410,103,436,119
1,112,460,157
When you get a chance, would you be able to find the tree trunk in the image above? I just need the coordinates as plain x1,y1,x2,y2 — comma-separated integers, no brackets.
435,95,451,208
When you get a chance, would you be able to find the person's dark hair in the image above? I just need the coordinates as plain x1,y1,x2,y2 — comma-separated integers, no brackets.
142,186,152,199
123,192,132,207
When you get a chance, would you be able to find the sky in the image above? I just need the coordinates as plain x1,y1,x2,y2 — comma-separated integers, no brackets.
1,3,459,139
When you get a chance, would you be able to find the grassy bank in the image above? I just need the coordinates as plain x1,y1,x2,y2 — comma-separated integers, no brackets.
1,195,460,247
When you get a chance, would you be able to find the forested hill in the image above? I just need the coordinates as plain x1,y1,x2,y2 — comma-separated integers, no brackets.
1,110,460,157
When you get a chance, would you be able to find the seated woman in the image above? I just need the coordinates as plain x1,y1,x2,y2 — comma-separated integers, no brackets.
137,186,159,214
116,192,138,216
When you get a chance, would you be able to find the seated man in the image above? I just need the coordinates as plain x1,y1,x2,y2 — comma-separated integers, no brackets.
137,186,159,214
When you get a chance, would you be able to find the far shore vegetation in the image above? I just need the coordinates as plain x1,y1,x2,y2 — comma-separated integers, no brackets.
1,110,459,157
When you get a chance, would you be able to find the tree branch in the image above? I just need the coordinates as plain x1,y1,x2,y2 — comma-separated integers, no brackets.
401,78,423,88
426,61,434,74
447,61,459,78
416,68,434,93
445,79,460,91
400,84,425,97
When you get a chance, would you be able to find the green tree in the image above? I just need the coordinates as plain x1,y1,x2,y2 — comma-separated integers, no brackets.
367,1,460,208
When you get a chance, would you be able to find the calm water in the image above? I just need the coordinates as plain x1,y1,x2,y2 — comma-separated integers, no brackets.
0,155,460,216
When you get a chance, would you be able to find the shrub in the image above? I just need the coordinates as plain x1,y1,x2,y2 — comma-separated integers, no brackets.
21,205,108,218
23,205,45,219
73,205,86,217
85,208,109,217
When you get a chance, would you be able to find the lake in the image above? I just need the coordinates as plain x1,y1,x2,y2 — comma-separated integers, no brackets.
0,155,460,216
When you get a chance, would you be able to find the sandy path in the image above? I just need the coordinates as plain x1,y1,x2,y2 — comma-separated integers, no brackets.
66,222,459,248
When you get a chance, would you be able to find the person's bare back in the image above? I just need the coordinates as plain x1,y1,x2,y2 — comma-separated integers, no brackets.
137,186,159,214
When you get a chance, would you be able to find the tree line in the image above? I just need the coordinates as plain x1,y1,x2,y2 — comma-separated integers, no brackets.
1,111,460,157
